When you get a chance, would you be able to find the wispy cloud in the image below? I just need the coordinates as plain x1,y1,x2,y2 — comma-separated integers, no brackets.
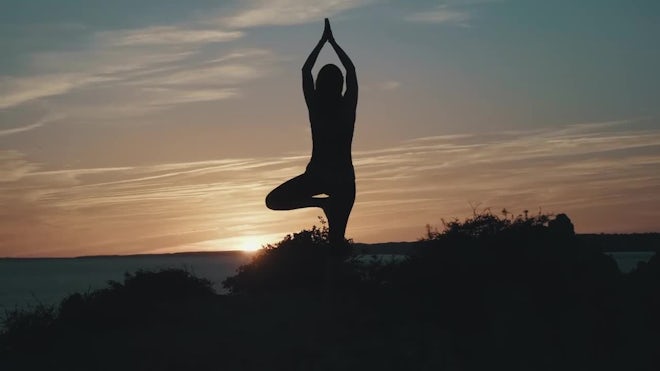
0,114,64,137
405,5,470,25
100,27,244,46
0,150,39,182
207,48,273,63
0,152,306,256
0,8,263,112
152,64,261,86
0,0,368,113
140,88,239,106
377,81,401,91
1,45,274,118
0,47,200,110
2,120,659,256
405,0,501,26
222,0,372,28
353,119,660,236
0,74,116,109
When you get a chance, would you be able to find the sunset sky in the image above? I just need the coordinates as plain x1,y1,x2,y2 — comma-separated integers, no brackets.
1,0,659,257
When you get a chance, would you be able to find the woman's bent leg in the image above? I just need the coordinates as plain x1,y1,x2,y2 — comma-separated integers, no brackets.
266,174,324,211
266,173,355,245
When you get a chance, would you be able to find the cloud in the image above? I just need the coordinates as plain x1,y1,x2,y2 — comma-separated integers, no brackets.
351,119,660,235
0,121,45,137
404,0,503,26
0,47,199,110
29,48,196,76
0,0,373,110
207,48,273,63
0,153,307,256
405,5,470,25
1,0,369,113
222,0,372,28
2,119,660,256
100,27,244,46
0,12,262,111
1,43,274,116
0,74,116,109
0,114,64,137
140,88,239,106
79,49,273,113
152,64,261,86
378,81,401,91
0,150,39,182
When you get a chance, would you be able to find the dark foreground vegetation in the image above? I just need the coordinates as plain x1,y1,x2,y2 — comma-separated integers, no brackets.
2,212,659,371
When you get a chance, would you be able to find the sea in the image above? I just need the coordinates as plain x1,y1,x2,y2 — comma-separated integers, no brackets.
0,251,654,313
0,252,253,313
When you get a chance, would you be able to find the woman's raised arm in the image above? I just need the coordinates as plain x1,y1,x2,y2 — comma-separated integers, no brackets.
302,21,331,106
326,19,358,108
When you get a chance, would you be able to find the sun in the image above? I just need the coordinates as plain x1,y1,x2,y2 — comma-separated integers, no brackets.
239,236,265,252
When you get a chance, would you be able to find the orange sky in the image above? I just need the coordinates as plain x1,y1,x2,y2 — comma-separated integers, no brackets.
3,121,660,257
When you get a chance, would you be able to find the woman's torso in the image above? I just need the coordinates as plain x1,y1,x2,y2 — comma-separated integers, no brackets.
306,97,355,179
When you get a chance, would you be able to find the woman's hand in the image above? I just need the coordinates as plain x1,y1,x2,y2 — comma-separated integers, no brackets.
322,18,334,43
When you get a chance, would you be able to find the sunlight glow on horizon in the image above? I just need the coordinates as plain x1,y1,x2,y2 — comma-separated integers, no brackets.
184,233,283,254
238,235,269,252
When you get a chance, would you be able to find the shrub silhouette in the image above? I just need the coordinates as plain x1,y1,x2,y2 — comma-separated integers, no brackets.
423,208,555,240
1,269,223,370
2,212,658,371
1,303,56,353
412,210,618,296
399,211,630,370
57,268,215,330
627,252,660,337
222,223,359,294
1,268,215,346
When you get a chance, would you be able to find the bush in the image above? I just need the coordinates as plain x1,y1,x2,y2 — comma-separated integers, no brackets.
1,304,56,352
223,223,358,294
1,268,216,347
2,211,656,371
422,208,571,241
59,268,215,329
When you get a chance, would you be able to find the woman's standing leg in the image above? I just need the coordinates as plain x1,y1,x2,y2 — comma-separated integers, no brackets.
324,181,356,246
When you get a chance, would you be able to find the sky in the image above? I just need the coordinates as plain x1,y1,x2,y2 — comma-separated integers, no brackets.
1,0,659,257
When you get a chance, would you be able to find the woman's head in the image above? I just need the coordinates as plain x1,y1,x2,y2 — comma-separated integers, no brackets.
316,64,343,97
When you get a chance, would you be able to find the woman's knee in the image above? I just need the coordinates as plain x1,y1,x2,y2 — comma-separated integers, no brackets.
265,190,282,210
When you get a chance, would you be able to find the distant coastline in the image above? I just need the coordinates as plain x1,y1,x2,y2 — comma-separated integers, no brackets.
2,233,658,259
0,250,252,260
576,233,660,252
357,233,660,254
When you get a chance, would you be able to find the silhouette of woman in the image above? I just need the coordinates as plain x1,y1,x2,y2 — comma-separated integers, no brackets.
266,18,357,246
